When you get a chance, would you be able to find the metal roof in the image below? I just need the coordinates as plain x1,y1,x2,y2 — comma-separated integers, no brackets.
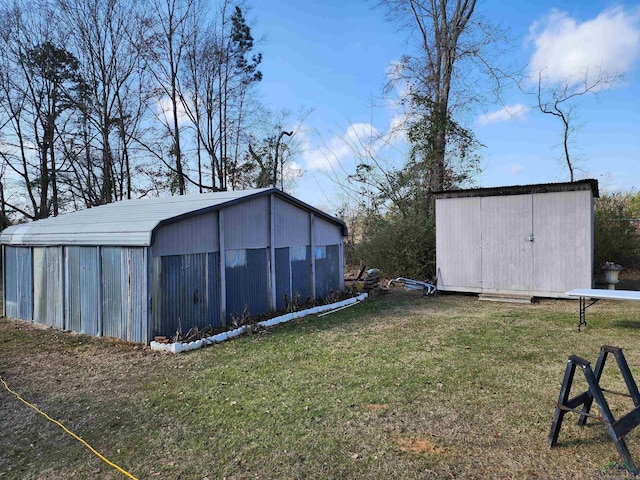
434,179,599,199
0,188,347,247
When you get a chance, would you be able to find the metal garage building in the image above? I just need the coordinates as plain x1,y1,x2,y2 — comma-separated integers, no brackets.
1,188,346,344
435,180,598,298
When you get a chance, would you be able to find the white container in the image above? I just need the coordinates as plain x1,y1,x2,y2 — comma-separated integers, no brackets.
214,332,229,342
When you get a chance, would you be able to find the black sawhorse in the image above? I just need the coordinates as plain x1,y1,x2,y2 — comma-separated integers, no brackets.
548,345,640,474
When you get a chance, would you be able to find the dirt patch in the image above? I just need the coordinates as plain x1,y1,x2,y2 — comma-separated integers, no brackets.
396,436,446,456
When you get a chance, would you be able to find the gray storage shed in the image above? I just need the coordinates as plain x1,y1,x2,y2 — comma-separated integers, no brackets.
1,188,346,343
435,180,599,298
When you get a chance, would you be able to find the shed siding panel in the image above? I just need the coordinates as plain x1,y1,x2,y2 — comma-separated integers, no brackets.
33,247,63,328
206,252,221,328
160,254,206,335
532,191,593,293
102,247,148,343
436,197,482,292
481,195,534,293
4,246,33,320
66,247,81,332
32,248,44,323
152,211,219,257
66,247,100,335
4,246,18,318
79,247,100,336
150,256,162,337
122,248,148,343
315,245,340,299
102,247,123,339
291,246,312,302
17,247,33,320
158,255,180,335
223,197,270,249
225,248,269,321
314,217,342,246
275,248,291,310
274,198,310,247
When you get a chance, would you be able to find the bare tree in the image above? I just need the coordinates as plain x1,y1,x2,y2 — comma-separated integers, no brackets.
177,1,262,192
56,0,155,205
237,108,307,191
0,0,271,223
0,1,84,219
537,66,622,182
149,0,197,195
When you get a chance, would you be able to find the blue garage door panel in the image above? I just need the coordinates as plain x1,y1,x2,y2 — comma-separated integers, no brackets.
225,248,269,321
275,247,290,310
315,245,340,299
291,246,312,303
158,253,221,337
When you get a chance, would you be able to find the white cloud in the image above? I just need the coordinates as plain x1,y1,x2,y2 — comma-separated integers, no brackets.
384,59,413,106
345,122,379,144
385,115,408,143
477,104,530,126
528,7,640,84
302,123,380,171
506,164,524,175
155,95,191,126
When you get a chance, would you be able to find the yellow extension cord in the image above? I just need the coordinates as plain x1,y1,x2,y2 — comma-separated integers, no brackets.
1,375,139,480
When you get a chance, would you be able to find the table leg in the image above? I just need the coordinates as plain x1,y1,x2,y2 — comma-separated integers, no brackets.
578,296,586,331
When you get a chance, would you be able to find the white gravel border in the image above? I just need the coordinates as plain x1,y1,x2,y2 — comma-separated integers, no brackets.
150,293,368,354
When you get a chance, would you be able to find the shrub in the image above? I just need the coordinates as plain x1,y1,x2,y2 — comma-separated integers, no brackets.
349,203,435,280
594,192,639,268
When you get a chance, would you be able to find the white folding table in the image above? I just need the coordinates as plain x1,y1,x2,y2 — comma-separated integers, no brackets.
566,288,640,331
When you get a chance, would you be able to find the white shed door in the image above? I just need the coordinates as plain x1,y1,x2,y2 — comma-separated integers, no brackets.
481,194,534,293
532,191,593,294
436,196,482,292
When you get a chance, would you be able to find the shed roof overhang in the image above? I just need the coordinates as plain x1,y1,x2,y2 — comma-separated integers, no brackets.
434,179,599,200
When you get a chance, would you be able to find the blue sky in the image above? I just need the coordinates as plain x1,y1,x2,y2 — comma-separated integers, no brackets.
250,1,640,212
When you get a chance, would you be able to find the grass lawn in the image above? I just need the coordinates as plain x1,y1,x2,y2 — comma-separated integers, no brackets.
3,291,640,479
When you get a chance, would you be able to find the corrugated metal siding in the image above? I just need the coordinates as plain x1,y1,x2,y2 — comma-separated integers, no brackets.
436,197,482,292
207,252,221,327
33,247,63,328
223,197,270,249
66,247,100,335
4,246,33,320
313,217,342,246
274,197,310,247
102,247,123,339
152,211,219,257
66,247,81,332
80,247,101,336
4,246,18,318
315,245,340,299
121,248,148,343
156,253,220,338
275,248,290,310
225,248,269,321
291,246,312,302
150,256,162,337
102,246,149,342
17,247,33,320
